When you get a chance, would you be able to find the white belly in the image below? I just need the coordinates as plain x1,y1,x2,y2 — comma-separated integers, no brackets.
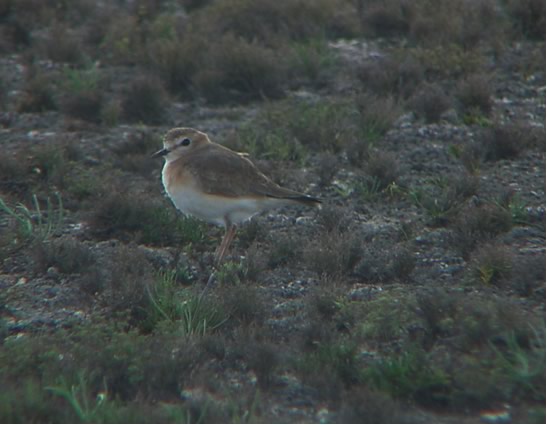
162,163,289,227
167,185,266,226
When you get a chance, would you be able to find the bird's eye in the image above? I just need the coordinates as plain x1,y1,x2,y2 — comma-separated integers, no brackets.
180,138,191,146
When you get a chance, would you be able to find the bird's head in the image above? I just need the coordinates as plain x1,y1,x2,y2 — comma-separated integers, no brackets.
151,127,210,161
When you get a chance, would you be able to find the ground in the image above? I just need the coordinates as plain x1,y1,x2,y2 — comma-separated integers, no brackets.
0,0,545,423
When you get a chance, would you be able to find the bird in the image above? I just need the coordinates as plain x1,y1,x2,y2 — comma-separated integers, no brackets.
152,127,321,266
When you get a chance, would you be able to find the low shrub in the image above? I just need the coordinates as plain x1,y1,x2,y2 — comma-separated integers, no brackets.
17,71,57,113
409,83,452,123
41,23,86,65
121,75,168,124
466,244,513,286
192,33,285,103
409,174,478,226
33,237,94,274
451,203,513,257
456,74,493,118
59,66,105,123
481,122,544,161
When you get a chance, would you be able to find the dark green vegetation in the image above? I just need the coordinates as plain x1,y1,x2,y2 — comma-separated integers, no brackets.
0,0,545,423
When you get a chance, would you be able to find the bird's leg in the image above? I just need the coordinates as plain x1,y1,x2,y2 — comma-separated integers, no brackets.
214,223,237,266
213,228,229,265
206,223,237,292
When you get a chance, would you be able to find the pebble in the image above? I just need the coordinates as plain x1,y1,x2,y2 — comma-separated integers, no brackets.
83,156,100,166
295,216,314,225
47,267,60,278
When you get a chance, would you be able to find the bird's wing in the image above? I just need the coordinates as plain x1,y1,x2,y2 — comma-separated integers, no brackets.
185,145,311,201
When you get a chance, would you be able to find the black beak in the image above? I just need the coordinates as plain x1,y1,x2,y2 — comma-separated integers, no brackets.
151,148,169,158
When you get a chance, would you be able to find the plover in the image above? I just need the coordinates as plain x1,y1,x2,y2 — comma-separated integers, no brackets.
153,127,320,265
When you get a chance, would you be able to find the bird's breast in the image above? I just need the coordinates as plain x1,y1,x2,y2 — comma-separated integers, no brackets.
161,161,267,227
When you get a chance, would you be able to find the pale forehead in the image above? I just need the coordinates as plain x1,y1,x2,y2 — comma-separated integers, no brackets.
165,127,207,140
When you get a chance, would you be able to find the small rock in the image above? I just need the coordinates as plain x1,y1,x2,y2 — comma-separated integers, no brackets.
394,112,414,127
295,216,313,225
47,267,60,278
83,156,100,166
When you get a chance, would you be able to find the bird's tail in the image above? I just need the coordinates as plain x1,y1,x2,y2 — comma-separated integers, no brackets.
264,186,321,208
285,194,322,207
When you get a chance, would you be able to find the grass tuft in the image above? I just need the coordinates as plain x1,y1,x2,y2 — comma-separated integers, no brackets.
143,270,228,335
409,174,478,226
0,192,64,243
467,244,513,286
363,348,450,406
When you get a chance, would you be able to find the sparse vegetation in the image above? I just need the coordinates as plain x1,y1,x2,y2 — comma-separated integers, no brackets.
231,95,397,163
0,0,543,422
142,270,228,335
305,229,361,277
357,54,424,99
409,174,478,226
363,348,450,405
362,150,401,194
